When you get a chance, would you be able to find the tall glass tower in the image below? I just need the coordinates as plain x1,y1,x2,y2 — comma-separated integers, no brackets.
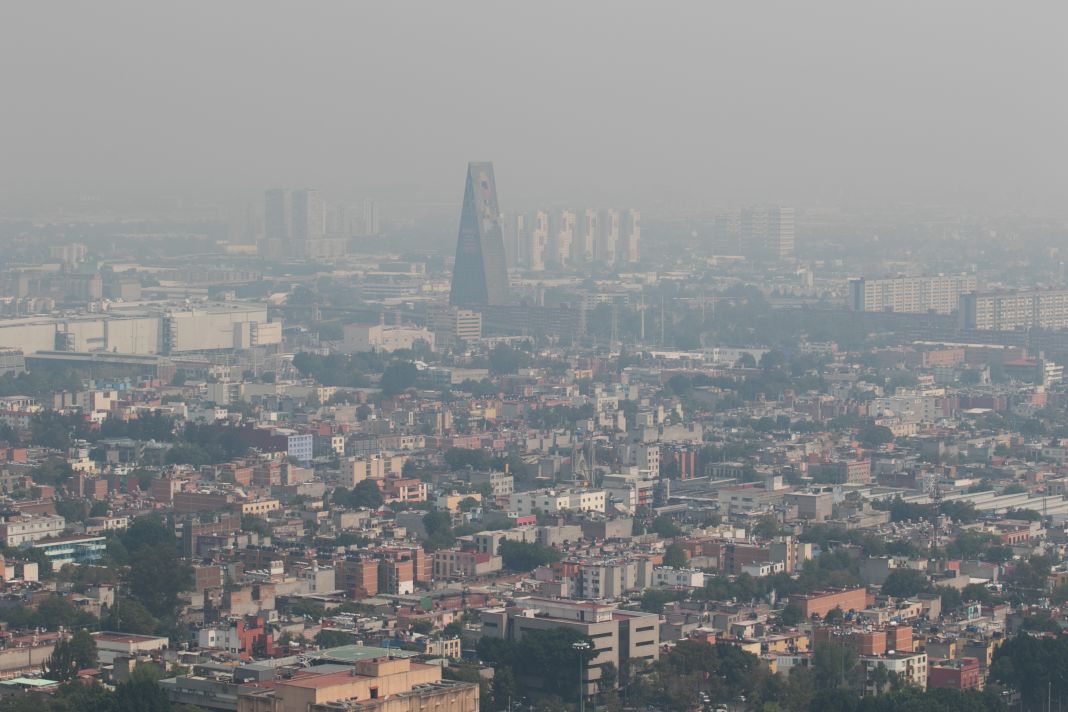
449,162,510,306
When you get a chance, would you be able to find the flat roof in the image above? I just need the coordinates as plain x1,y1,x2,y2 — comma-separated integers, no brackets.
92,631,169,644
0,677,58,687
304,645,417,663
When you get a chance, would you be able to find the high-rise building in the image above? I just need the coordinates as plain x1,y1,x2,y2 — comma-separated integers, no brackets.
551,209,575,268
449,162,510,306
363,199,380,236
261,189,325,259
850,275,977,315
503,213,525,269
575,209,598,263
768,206,795,260
597,208,620,264
740,206,794,261
529,210,549,272
960,288,1068,331
262,189,290,259
290,188,325,255
622,209,641,263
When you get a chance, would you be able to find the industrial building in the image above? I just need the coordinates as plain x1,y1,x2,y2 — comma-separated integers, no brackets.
0,303,280,355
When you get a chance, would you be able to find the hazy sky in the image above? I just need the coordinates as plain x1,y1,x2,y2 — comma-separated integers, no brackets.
2,1,1066,215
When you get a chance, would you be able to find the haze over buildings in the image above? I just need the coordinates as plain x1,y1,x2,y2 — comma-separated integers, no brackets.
2,2,1066,215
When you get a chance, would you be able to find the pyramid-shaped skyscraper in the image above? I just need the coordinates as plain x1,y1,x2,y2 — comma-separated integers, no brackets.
449,162,510,307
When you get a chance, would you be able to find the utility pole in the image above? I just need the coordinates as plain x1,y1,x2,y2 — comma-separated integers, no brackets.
639,295,645,342
573,640,591,712
659,295,665,346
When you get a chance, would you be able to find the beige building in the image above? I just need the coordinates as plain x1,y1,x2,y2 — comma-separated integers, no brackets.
427,307,482,351
239,657,476,712
341,324,434,354
480,598,659,693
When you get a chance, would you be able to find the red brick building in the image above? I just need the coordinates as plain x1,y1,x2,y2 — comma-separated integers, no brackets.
928,657,982,691
790,587,868,619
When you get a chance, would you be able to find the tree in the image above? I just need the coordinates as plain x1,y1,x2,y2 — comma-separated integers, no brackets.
128,544,193,619
780,602,803,626
880,568,930,599
349,479,384,509
813,642,856,690
423,510,452,537
69,629,97,670
380,361,418,396
650,514,683,538
489,344,530,375
29,458,74,487
499,540,563,571
165,443,213,466
857,424,895,449
662,542,688,569
104,597,159,635
639,588,688,614
315,630,353,648
122,516,175,554
421,510,455,552
33,596,88,629
822,607,845,625
55,499,89,523
112,664,171,712
241,515,271,537
753,514,783,539
43,637,79,681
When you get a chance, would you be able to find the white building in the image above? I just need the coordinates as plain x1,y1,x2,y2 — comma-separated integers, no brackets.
652,567,705,588
0,514,66,548
862,652,927,694
341,323,434,354
508,488,606,516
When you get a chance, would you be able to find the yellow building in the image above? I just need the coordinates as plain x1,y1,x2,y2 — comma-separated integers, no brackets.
241,499,281,516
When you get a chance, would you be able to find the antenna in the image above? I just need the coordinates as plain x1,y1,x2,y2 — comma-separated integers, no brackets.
660,296,665,346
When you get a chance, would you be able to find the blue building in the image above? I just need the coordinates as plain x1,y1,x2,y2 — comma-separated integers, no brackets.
32,535,106,568
287,433,314,464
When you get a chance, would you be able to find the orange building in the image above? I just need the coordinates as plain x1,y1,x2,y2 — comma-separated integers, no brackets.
790,587,868,619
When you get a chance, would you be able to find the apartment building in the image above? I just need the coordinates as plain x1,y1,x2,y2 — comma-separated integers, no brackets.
508,488,606,516
862,651,928,695
961,288,1068,331
849,275,977,315
0,513,65,547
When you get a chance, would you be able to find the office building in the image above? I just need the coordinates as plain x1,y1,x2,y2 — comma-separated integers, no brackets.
427,306,481,351
849,275,977,315
479,598,659,693
960,288,1068,331
449,162,510,307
